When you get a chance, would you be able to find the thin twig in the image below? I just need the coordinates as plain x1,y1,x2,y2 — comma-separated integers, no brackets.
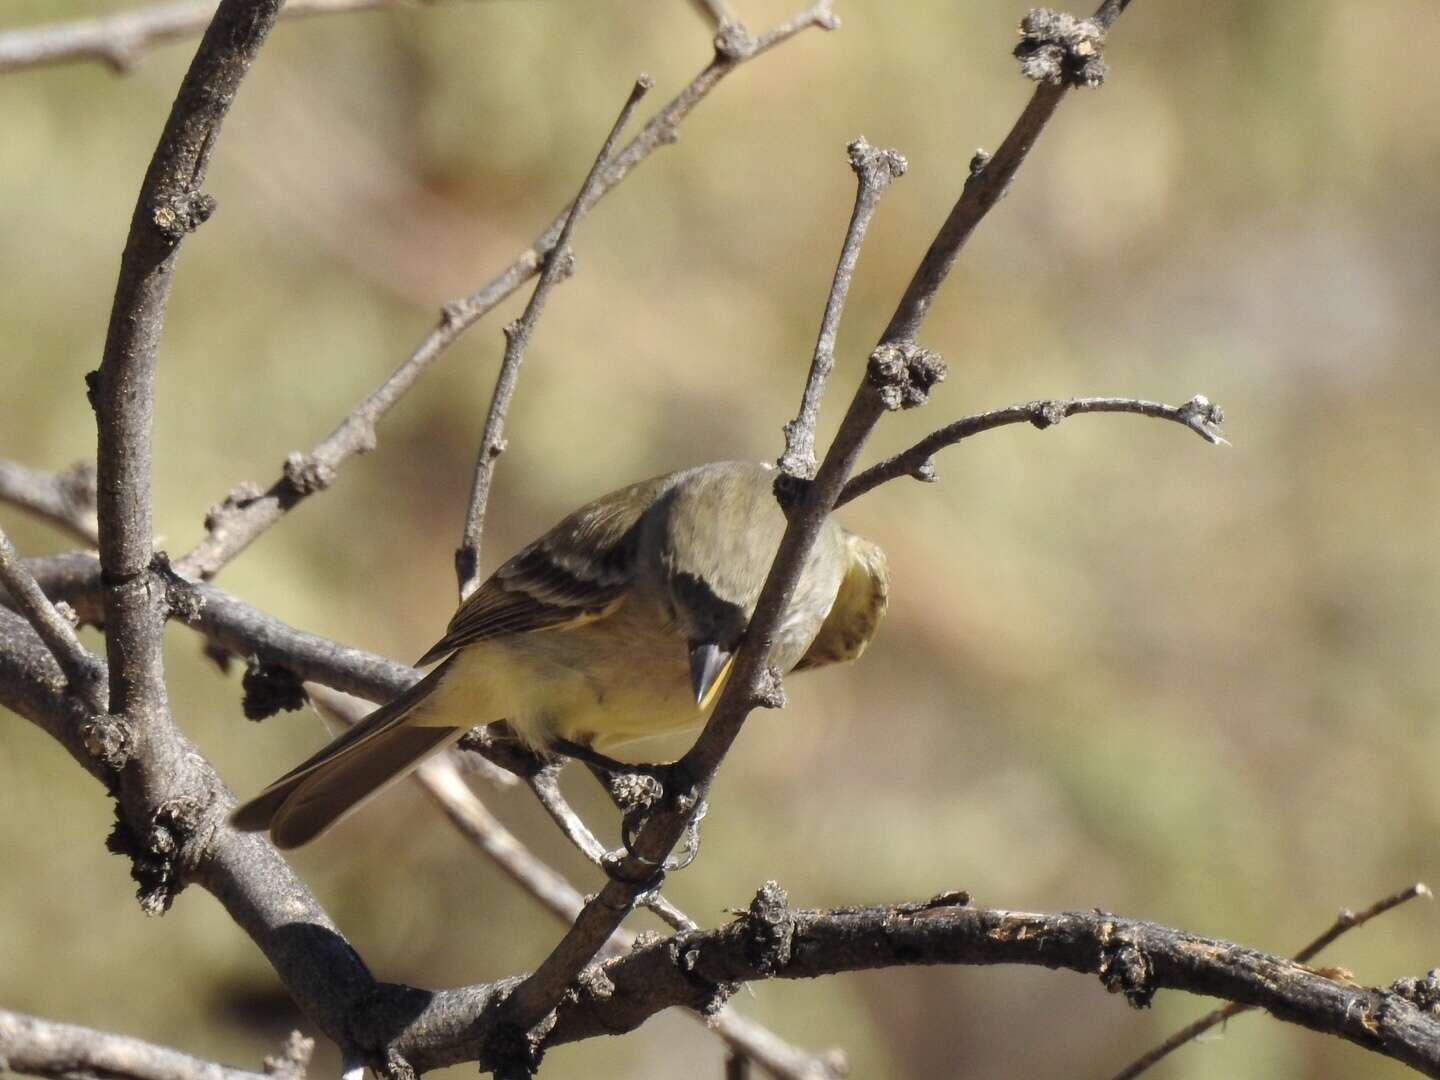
455,75,654,599
527,767,698,932
780,139,907,479
838,394,1227,506
1110,882,1433,1080
174,2,839,583
0,0,433,75
0,526,103,705
0,1008,306,1080
503,0,1130,1032
0,459,99,544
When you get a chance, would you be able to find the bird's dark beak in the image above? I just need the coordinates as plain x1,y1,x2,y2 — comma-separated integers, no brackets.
688,641,732,708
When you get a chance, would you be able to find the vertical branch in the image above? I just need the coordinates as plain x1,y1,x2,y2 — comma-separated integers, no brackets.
92,0,284,721
454,76,654,600
779,138,906,479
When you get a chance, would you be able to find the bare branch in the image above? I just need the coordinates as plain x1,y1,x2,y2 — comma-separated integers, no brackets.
780,139,907,479
93,0,286,727
175,4,839,582
0,459,99,544
0,1008,308,1080
368,890,1440,1076
503,0,1129,1032
0,0,430,75
455,75,654,599
1111,882,1433,1080
838,394,1227,506
0,525,104,704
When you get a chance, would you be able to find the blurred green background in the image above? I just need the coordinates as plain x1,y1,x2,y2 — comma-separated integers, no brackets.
3,0,1439,1077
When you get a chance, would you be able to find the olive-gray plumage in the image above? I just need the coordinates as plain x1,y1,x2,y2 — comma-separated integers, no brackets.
232,461,888,848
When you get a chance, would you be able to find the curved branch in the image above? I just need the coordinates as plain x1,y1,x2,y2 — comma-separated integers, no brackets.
358,889,1440,1076
838,394,1227,506
93,0,284,725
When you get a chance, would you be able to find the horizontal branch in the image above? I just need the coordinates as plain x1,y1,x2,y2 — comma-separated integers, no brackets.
366,888,1440,1075
0,1008,308,1080
0,459,99,545
839,394,1227,505
0,0,426,75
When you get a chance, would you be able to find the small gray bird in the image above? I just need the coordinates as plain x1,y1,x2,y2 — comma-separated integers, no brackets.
232,461,889,848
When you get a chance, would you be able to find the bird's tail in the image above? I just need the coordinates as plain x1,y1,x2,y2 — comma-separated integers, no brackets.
230,660,465,849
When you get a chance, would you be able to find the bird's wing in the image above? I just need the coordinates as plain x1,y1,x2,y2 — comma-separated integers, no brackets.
794,529,889,671
416,472,672,665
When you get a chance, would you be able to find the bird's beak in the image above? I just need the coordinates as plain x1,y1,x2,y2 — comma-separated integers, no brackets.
688,641,733,709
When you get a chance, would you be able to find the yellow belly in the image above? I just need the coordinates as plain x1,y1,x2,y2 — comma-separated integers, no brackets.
417,599,713,762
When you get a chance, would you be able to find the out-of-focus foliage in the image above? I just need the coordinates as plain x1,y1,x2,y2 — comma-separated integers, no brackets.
3,1,1439,1077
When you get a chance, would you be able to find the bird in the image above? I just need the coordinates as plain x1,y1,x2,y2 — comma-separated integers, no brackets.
231,460,889,849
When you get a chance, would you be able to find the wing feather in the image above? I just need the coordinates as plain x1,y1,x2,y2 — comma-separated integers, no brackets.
416,472,672,665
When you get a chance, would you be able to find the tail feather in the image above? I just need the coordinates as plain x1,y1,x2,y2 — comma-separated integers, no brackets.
230,660,463,847
269,723,464,848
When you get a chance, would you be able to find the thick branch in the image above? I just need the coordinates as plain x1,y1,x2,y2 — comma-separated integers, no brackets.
838,394,1227,506
455,76,654,599
0,1008,307,1080
0,459,99,544
0,0,426,75
375,891,1440,1076
93,0,283,727
175,2,839,583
